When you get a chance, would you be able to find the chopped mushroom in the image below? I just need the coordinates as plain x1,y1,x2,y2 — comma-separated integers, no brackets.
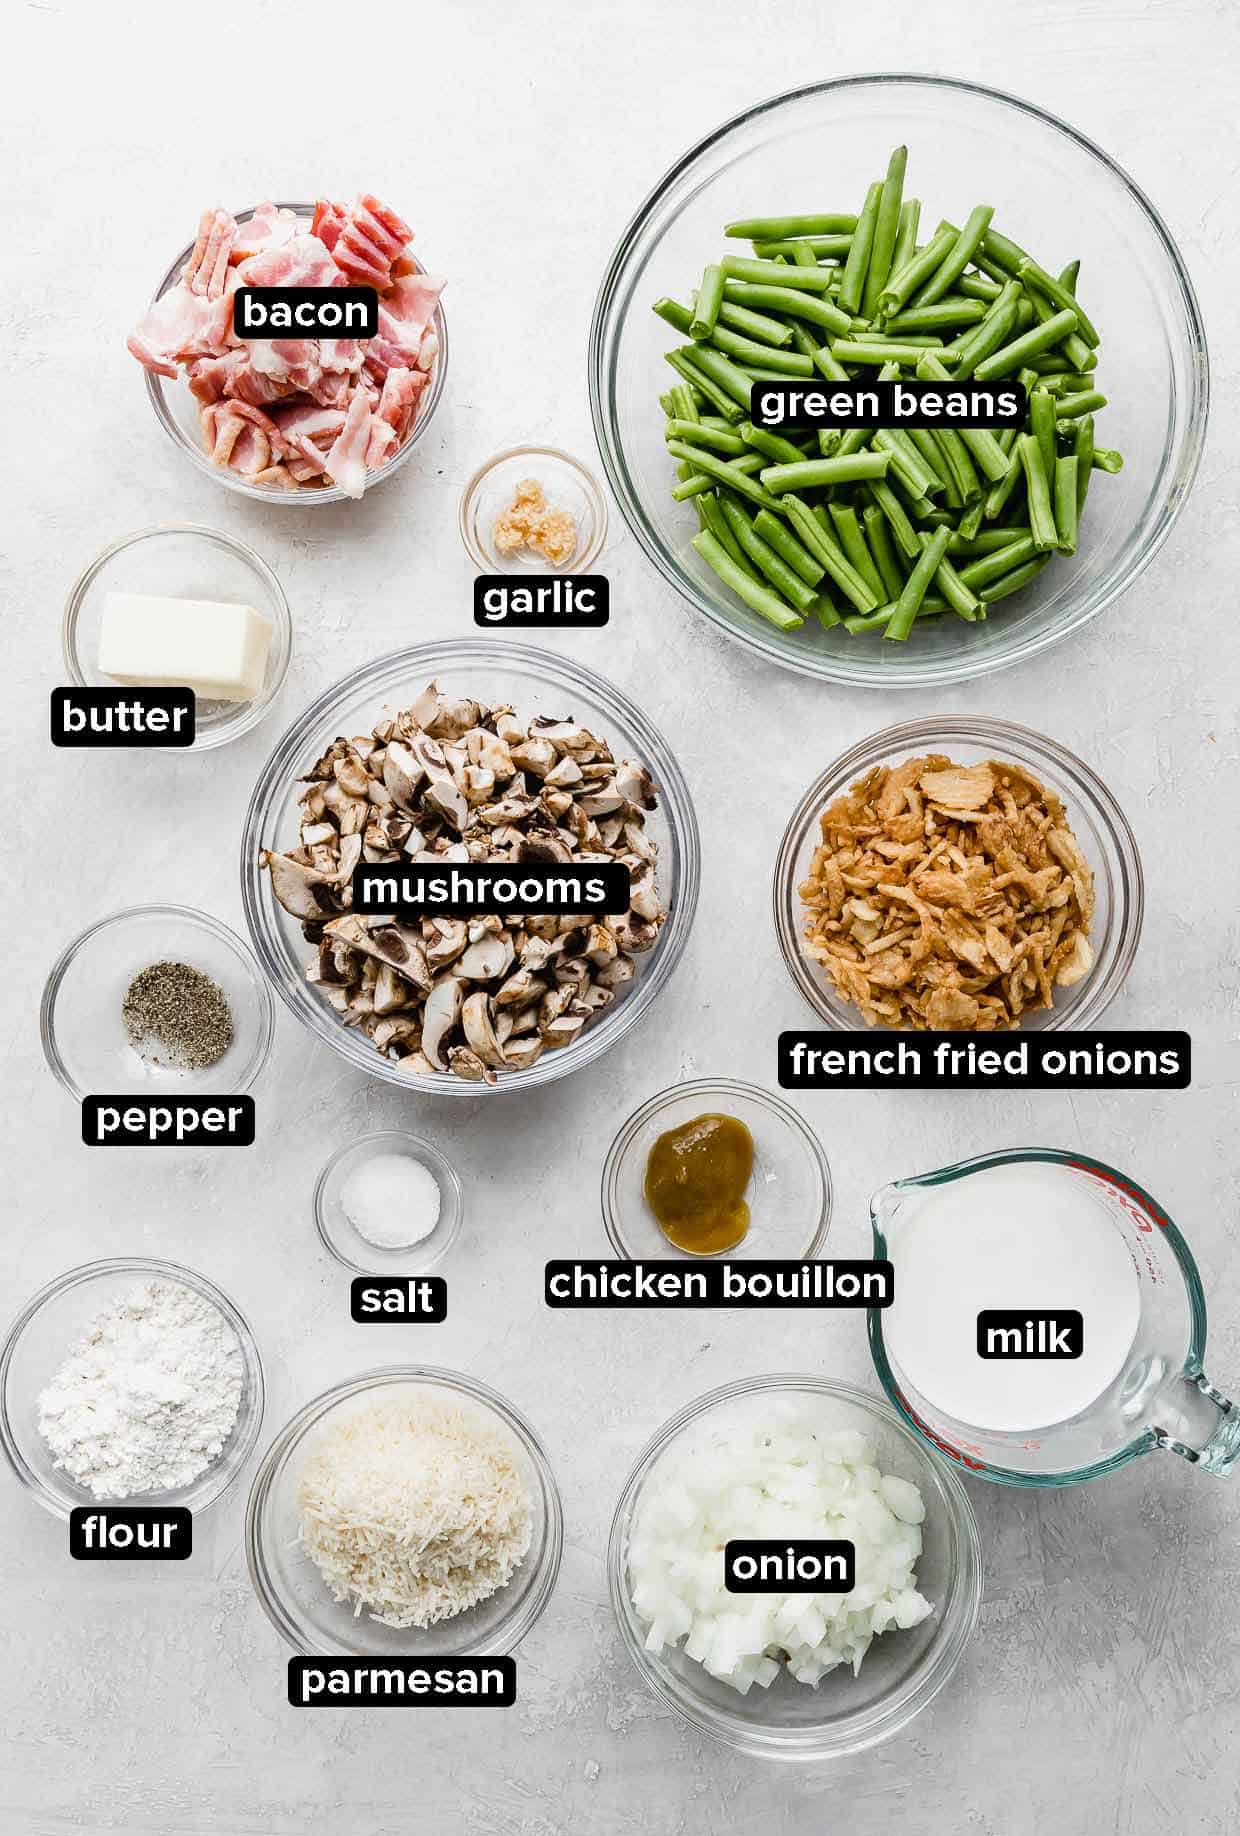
261,680,668,1081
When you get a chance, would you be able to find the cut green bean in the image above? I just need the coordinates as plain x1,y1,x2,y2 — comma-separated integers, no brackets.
957,534,1037,589
831,338,944,366
707,323,814,374
692,529,803,630
887,299,988,334
1017,259,1100,346
690,264,724,340
1073,415,1095,514
758,451,891,492
1055,389,1107,419
862,145,908,319
779,494,879,612
721,256,836,291
697,491,752,571
886,525,952,641
718,495,818,611
1016,433,1059,550
665,438,779,509
973,309,1081,381
838,179,884,316
725,213,858,239
674,343,756,409
753,509,826,586
913,205,994,307
892,198,921,275
827,503,885,600
872,428,943,500
739,421,809,465
979,551,1052,604
877,220,957,316
1025,280,1096,374
862,503,905,600
665,417,745,455
664,348,744,421
1030,388,1058,482
1092,448,1123,473
752,235,853,261
866,478,921,559
716,300,794,347
932,547,983,621
720,282,853,336
1053,454,1079,554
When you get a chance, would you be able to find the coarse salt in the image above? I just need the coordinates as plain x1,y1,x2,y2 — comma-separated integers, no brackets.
340,1152,442,1249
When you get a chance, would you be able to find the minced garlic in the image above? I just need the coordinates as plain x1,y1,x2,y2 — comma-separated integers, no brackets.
493,477,577,567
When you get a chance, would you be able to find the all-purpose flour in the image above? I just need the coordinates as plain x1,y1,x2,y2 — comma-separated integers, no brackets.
38,1280,244,1498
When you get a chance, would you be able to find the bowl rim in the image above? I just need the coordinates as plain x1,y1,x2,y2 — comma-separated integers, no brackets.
459,443,609,573
312,1129,464,1273
142,199,448,506
239,636,701,1096
588,71,1210,689
61,521,294,751
772,714,1145,1033
0,1255,266,1521
40,900,277,1100
600,1076,833,1260
244,1363,564,1656
607,1372,983,1760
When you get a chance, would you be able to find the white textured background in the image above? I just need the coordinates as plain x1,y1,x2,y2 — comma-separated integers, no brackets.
5,2,1240,1831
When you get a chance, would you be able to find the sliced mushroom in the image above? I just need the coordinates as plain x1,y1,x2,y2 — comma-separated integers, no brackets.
421,977,463,1069
455,933,515,981
462,991,506,1068
448,1044,494,1085
502,1035,545,1070
261,851,340,920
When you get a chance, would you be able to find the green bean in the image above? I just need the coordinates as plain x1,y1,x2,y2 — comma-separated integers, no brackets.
1092,447,1123,473
716,300,794,347
831,338,943,366
665,417,744,455
1017,259,1100,346
862,145,908,319
1073,415,1095,514
973,309,1081,381
862,503,905,600
692,529,804,630
872,428,944,500
671,472,715,501
887,300,988,334
984,446,1025,521
928,423,981,505
838,179,884,316
979,551,1052,604
877,220,957,316
664,349,744,421
957,535,1036,589
1030,388,1057,481
810,342,852,384
866,478,921,559
758,451,891,492
697,491,752,571
674,343,756,409
654,296,696,335
1055,389,1107,419
708,324,814,374
812,579,843,631
1054,455,1079,555
719,495,819,611
913,204,994,307
739,421,809,465
946,526,1032,554
721,282,852,336
1058,259,1081,294
955,271,1003,303
658,390,676,417
669,383,698,424
905,428,953,494
1016,433,1058,550
932,547,983,621
690,264,725,340
752,235,853,261
754,509,826,586
912,353,1012,481
779,494,879,612
827,503,886,600
725,213,858,239
978,227,1029,276
1025,281,1096,374
721,256,836,292
892,198,921,275
665,438,779,510
886,525,952,641
956,500,985,541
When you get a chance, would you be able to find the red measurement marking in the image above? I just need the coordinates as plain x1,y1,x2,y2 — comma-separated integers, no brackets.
893,1389,987,1472
1067,1159,1169,1232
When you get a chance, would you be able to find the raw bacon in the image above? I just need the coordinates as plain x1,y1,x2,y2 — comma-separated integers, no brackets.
128,189,442,493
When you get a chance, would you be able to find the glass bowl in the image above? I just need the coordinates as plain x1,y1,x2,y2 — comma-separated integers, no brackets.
245,1366,563,1657
41,904,275,1101
589,75,1208,688
62,525,293,751
0,1257,265,1520
608,1375,982,1761
602,1078,832,1261
143,202,448,505
314,1130,463,1274
459,446,608,573
773,717,1143,1032
240,638,700,1097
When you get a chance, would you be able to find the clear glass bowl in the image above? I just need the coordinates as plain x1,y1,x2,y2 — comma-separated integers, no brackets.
602,1078,832,1261
143,201,448,505
0,1257,265,1520
245,1366,563,1656
589,75,1208,687
41,903,275,1101
62,524,293,751
459,446,608,573
240,639,700,1097
314,1130,463,1273
773,717,1143,1032
609,1375,982,1760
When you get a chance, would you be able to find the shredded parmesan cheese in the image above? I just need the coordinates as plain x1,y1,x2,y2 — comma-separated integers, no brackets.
296,1394,532,1628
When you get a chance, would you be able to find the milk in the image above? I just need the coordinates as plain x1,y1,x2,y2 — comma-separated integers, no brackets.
882,1161,1141,1433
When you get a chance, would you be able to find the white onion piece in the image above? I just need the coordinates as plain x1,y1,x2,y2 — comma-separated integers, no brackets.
628,1402,934,1694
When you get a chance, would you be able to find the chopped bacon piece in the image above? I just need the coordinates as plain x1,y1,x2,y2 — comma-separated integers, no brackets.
331,195,415,289
231,202,300,263
184,208,238,298
270,403,348,446
187,349,248,403
311,198,347,251
127,285,219,376
238,234,342,291
358,193,414,249
323,386,372,498
386,273,445,338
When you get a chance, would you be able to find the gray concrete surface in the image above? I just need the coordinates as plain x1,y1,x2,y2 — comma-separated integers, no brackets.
4,1,1239,1830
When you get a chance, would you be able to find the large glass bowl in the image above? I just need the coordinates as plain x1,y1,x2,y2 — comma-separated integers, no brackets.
609,1376,983,1760
245,1366,562,1657
241,639,700,1096
773,717,1143,1032
590,75,1207,687
143,202,447,505
0,1258,265,1521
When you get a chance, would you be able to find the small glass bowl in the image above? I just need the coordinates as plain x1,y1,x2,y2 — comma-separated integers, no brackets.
602,1079,832,1261
0,1257,265,1520
459,446,608,573
241,639,699,1097
314,1131,463,1274
609,1375,983,1761
41,904,275,1101
62,524,293,752
589,75,1208,687
774,717,1143,1033
245,1366,563,1657
143,201,448,505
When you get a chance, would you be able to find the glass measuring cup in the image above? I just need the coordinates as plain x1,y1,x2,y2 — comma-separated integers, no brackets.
868,1148,1240,1486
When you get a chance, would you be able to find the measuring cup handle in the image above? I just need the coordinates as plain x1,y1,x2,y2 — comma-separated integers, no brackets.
1156,1374,1240,1476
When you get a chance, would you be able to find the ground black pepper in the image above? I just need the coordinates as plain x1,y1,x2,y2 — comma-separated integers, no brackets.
122,961,235,1070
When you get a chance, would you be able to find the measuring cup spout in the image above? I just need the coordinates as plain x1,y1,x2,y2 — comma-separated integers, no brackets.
1155,1374,1240,1476
869,1182,902,1249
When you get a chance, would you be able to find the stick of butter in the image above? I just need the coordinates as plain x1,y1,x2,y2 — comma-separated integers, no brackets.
98,592,273,703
